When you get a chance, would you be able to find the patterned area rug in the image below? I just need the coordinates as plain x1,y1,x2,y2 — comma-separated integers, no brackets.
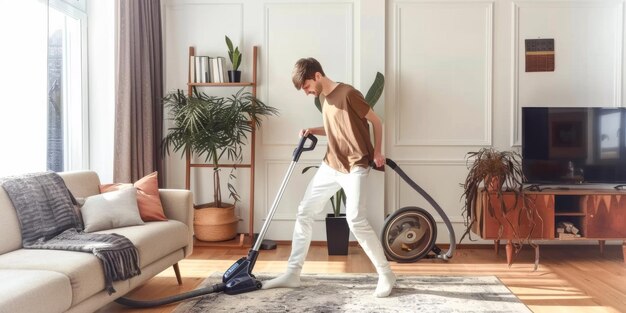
173,273,531,313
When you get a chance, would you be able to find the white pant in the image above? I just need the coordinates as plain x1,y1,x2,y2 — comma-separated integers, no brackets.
286,162,391,274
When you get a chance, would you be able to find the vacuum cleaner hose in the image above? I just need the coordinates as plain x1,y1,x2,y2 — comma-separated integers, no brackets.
383,158,456,260
114,282,226,308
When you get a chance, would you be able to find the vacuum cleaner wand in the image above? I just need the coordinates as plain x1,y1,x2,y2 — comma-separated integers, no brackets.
221,134,318,295
254,133,317,253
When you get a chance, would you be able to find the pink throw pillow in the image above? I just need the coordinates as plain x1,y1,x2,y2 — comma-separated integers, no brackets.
99,171,167,222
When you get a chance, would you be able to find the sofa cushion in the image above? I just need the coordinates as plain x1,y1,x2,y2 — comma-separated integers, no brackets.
58,170,100,198
0,269,72,313
0,220,188,306
0,188,21,255
95,220,189,268
0,249,106,306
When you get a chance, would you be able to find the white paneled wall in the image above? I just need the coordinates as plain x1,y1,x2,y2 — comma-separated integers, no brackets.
511,0,623,145
163,0,626,243
386,0,494,244
264,2,354,146
391,1,493,147
163,0,385,240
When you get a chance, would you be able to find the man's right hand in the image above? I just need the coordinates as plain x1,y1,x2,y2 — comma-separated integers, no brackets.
299,126,325,137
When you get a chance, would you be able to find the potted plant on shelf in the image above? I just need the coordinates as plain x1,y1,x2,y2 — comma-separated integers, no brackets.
225,35,242,83
459,147,539,267
303,72,385,255
162,88,278,241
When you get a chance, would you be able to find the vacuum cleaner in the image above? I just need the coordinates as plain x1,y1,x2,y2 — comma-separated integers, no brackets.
380,159,456,262
115,134,319,307
115,134,455,307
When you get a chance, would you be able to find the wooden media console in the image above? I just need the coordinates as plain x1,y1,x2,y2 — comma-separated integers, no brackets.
472,188,626,265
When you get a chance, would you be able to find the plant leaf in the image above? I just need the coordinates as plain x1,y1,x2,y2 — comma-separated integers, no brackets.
225,36,234,53
314,97,322,113
365,72,384,108
302,165,319,174
234,47,241,70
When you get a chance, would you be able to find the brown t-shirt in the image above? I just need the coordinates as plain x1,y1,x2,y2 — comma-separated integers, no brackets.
321,83,374,173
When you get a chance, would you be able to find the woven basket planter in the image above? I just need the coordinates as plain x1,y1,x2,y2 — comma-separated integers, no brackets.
193,203,238,242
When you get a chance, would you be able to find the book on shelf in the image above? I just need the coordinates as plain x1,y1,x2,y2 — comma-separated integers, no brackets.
210,57,220,83
191,55,231,83
217,57,228,83
207,57,213,83
200,56,211,83
194,57,202,83
189,55,196,83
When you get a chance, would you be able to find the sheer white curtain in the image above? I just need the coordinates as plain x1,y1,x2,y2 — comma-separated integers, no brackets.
0,0,48,176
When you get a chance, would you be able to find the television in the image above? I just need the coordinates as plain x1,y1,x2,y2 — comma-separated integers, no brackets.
522,107,626,185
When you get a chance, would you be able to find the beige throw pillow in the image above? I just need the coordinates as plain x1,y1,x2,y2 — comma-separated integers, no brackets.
80,187,144,232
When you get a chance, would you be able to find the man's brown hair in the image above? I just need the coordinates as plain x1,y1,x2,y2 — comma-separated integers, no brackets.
292,58,325,90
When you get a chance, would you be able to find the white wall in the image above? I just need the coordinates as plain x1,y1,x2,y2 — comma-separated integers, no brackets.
162,0,626,243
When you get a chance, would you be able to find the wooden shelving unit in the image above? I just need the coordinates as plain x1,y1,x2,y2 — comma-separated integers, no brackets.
186,45,259,248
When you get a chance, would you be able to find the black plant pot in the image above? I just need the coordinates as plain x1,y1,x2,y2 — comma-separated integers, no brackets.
228,70,241,83
325,213,350,255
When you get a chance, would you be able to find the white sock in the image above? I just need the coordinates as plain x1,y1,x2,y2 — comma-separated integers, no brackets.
374,271,396,298
261,269,301,289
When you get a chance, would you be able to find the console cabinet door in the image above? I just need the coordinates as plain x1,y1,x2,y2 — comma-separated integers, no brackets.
586,195,626,238
476,191,554,240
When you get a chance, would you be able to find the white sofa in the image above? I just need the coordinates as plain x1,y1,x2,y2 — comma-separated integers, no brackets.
0,171,194,313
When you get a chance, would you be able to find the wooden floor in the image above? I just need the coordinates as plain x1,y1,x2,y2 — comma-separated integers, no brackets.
98,243,626,313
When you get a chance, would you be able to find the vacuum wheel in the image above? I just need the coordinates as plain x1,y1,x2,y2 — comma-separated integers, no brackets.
381,206,437,263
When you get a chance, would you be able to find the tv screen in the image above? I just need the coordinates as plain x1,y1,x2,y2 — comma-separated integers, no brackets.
522,107,626,184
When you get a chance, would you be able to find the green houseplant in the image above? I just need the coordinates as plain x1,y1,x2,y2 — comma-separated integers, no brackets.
302,72,385,254
162,87,278,241
459,147,539,268
225,35,242,83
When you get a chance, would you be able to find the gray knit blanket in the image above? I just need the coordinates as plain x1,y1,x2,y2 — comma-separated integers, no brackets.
1,172,141,295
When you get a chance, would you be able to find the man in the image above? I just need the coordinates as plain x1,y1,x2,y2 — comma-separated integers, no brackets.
262,58,396,297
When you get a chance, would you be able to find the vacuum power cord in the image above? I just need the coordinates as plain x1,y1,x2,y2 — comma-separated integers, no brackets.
114,283,226,308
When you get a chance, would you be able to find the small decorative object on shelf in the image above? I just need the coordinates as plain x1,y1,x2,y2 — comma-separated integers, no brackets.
225,35,242,82
556,221,580,239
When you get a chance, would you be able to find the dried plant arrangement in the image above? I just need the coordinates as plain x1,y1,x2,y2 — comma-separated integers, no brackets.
459,147,541,269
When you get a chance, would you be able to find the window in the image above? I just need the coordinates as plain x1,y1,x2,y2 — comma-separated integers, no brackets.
48,0,89,171
0,0,88,177
0,0,48,177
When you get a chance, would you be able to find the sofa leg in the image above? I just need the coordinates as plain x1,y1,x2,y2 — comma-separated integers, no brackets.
173,263,183,285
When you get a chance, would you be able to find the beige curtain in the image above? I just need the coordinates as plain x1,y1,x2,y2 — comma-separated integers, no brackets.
115,0,163,184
